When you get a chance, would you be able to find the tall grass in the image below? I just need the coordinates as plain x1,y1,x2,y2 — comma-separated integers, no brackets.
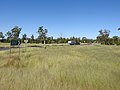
0,45,120,90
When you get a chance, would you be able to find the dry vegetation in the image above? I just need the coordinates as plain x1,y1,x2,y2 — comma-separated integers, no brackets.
0,45,120,90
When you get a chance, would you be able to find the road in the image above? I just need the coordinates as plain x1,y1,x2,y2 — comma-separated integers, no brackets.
0,47,10,51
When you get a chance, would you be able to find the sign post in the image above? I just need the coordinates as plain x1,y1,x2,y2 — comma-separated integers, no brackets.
18,40,21,56
10,39,21,56
10,39,12,57
24,40,28,51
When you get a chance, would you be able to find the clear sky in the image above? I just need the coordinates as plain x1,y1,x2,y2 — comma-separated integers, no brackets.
0,0,120,39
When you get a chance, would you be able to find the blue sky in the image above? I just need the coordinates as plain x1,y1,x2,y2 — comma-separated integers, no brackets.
0,0,120,39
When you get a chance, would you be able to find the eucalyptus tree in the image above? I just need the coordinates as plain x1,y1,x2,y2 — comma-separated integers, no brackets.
97,29,110,44
11,26,22,39
31,34,34,43
22,34,27,42
6,26,22,41
37,26,48,44
5,31,12,40
112,36,119,43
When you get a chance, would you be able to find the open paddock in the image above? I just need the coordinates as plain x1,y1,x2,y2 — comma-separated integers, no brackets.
0,45,120,90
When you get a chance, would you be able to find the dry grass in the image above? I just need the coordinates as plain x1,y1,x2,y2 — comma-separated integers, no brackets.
0,45,120,90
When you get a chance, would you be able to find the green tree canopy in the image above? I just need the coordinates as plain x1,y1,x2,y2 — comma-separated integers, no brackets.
11,26,22,39
22,34,27,40
31,34,34,40
97,29,110,44
5,26,21,40
37,26,48,44
5,31,12,40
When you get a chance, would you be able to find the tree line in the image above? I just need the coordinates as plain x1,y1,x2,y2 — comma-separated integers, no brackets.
97,29,120,45
0,26,120,45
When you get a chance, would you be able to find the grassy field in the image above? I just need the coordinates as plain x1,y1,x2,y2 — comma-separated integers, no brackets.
0,45,120,90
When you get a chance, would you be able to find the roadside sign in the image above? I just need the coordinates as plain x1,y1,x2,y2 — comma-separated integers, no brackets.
24,40,28,51
24,40,28,43
10,39,21,57
11,40,21,46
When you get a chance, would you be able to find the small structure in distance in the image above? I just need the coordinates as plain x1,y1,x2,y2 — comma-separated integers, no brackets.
24,40,28,47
